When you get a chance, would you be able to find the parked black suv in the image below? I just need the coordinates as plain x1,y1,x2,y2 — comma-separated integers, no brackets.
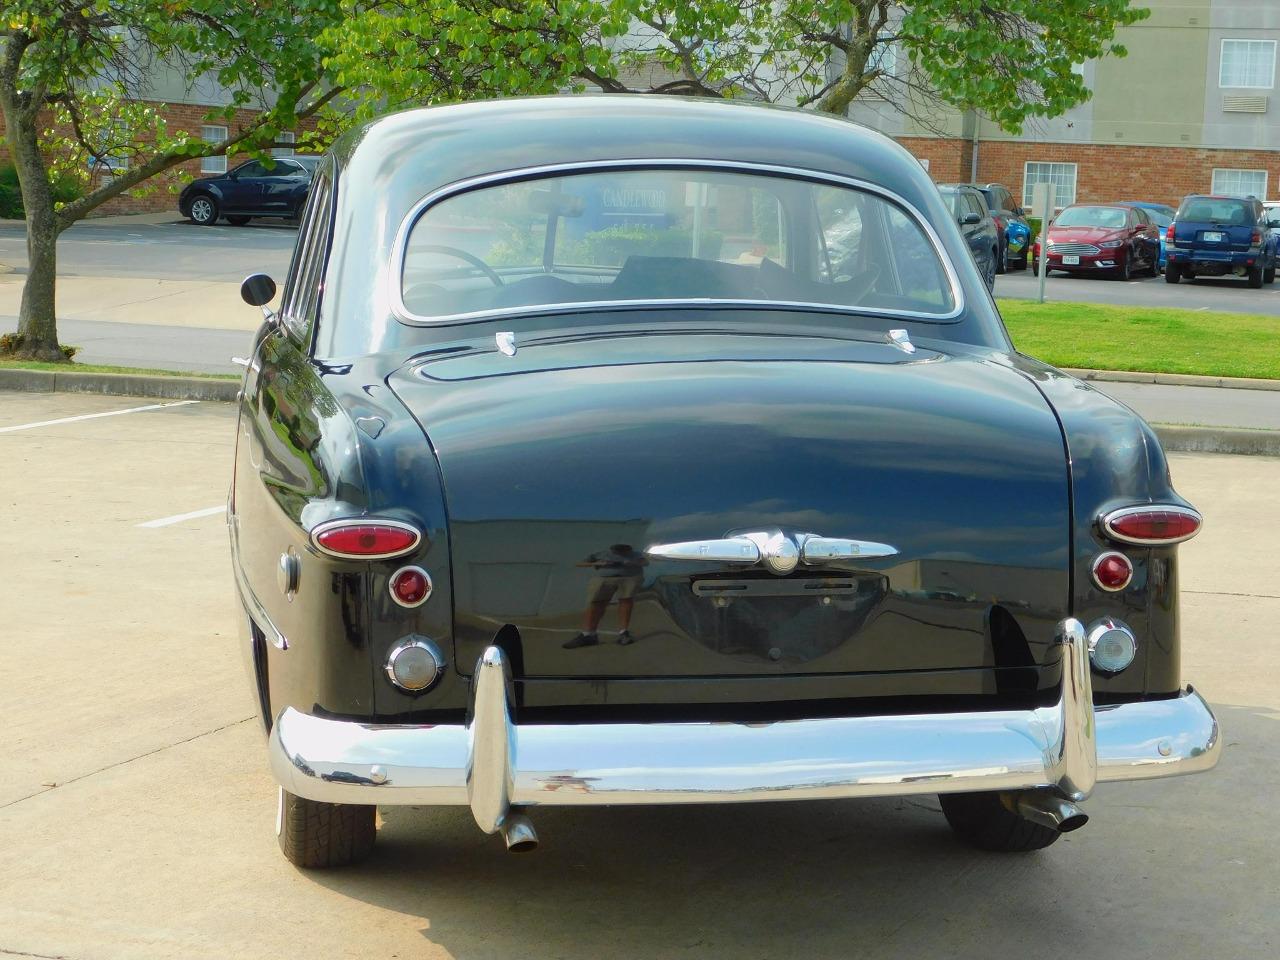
975,182,1032,272
1165,194,1278,287
938,184,1000,290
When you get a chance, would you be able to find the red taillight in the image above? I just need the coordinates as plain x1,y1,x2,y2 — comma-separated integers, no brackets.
389,566,432,607
1101,505,1202,545
1166,224,1175,242
1252,230,1262,246
1092,551,1133,592
312,520,421,559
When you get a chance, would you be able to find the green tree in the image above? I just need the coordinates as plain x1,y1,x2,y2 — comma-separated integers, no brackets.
0,1,349,361
328,0,1148,130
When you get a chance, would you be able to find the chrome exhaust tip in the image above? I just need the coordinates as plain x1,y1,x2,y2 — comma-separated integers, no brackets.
1016,792,1089,834
500,813,538,853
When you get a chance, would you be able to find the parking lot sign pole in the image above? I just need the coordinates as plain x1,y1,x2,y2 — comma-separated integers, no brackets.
1033,182,1054,304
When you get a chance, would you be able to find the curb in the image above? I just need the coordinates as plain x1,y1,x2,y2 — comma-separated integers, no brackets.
1065,367,1280,392
1153,424,1280,458
0,367,238,402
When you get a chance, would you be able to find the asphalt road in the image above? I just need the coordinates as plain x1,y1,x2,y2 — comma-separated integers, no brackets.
0,216,296,281
996,263,1280,314
0,390,1275,959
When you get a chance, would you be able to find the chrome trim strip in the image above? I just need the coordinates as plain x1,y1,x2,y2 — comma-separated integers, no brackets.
800,537,899,563
266,619,1220,811
232,553,288,651
645,537,761,564
388,159,966,327
1100,504,1204,546
309,517,423,560
1091,550,1134,592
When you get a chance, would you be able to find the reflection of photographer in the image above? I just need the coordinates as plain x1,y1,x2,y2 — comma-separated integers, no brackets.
563,544,648,649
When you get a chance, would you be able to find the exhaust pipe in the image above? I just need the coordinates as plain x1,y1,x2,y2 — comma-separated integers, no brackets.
499,813,539,853
1015,792,1089,833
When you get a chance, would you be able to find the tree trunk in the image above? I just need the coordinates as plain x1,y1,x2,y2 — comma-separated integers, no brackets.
5,104,66,361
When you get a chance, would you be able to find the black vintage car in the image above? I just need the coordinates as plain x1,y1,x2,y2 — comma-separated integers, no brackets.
179,156,320,226
230,96,1219,869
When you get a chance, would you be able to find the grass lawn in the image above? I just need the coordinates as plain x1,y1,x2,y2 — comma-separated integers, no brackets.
0,359,237,379
999,299,1280,380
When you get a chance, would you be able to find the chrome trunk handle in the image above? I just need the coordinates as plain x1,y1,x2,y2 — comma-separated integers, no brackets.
646,532,898,575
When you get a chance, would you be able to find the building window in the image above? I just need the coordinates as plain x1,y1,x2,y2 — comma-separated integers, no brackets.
1023,162,1077,210
1211,168,1268,198
271,132,296,158
1220,39,1276,89
868,35,898,78
200,126,228,174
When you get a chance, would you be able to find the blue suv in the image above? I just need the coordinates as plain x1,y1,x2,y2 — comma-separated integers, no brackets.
1165,194,1277,288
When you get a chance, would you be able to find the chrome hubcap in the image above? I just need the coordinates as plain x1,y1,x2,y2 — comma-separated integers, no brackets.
192,199,213,222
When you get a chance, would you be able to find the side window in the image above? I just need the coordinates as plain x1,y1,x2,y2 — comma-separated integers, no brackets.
280,166,333,345
967,194,985,218
235,161,267,179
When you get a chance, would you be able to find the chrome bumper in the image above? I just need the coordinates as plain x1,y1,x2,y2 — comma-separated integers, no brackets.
268,619,1219,835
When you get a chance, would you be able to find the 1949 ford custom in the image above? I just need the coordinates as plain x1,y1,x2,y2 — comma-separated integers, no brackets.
229,96,1219,868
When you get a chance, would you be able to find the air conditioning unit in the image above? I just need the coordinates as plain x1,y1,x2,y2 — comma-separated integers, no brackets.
1223,95,1268,113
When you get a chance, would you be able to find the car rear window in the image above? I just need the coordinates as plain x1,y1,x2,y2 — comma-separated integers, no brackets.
1178,198,1255,224
398,167,957,323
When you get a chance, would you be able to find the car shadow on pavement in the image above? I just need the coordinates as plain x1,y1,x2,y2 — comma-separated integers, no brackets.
302,703,1271,959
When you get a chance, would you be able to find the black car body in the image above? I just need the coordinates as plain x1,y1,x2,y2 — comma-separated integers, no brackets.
179,156,320,226
230,97,1218,868
937,184,999,290
1165,194,1278,287
977,183,1032,271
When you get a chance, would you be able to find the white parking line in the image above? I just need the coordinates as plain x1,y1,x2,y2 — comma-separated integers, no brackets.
0,400,199,434
137,505,226,528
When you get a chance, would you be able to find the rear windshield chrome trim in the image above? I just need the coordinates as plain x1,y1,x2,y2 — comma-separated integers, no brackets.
388,159,966,327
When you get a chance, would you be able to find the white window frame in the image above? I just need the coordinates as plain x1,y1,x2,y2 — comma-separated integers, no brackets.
1022,161,1078,211
868,34,898,78
1211,168,1268,198
1219,39,1276,89
200,125,228,174
271,132,296,158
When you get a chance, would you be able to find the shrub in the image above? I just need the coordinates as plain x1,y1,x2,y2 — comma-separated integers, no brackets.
0,162,84,219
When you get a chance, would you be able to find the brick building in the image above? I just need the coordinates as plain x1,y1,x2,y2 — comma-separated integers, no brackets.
0,59,314,216
853,0,1280,210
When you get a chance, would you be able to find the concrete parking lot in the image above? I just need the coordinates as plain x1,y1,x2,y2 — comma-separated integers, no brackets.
0,390,1276,960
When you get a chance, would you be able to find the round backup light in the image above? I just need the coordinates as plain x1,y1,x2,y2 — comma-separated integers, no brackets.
1092,551,1133,592
389,566,432,607
1087,618,1138,675
385,637,444,692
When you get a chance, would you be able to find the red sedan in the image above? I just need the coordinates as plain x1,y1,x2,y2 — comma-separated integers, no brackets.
1031,204,1161,280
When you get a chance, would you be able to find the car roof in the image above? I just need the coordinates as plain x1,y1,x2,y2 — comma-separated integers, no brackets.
332,96,943,220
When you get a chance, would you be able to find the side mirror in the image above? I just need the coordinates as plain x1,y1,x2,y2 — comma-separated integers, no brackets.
1269,219,1280,229
961,212,981,225
241,273,277,308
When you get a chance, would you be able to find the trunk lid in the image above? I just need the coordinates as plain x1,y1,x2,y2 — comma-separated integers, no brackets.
388,331,1070,679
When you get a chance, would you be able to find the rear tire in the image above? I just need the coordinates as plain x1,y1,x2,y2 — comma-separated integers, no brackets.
1264,265,1276,285
1248,265,1264,289
996,242,1008,275
1165,263,1181,284
276,787,376,868
939,791,1062,853
227,215,252,226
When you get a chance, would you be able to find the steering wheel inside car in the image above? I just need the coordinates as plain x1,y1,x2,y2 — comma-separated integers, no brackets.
413,244,505,287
